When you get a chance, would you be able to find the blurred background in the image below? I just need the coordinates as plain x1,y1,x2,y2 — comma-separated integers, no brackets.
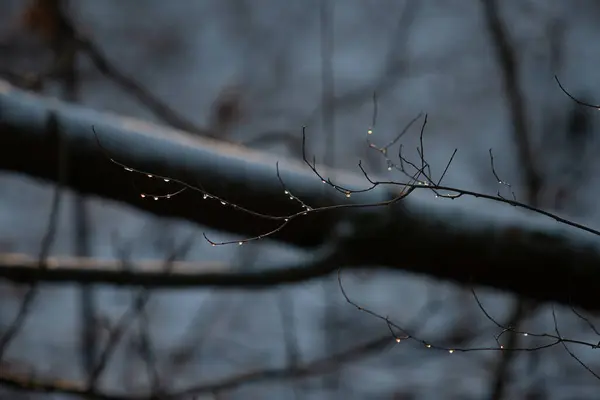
1,0,600,398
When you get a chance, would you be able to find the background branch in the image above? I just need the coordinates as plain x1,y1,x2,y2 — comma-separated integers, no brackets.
480,1,543,397
2,212,600,312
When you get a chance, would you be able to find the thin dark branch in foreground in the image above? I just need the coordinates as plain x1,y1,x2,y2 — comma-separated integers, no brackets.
569,306,600,337
336,269,594,353
97,111,600,247
471,286,600,383
322,82,600,383
552,307,600,380
555,75,600,109
488,148,516,201
5,117,600,313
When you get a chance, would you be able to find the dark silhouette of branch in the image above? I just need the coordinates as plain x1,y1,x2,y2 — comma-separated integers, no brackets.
555,75,600,110
2,209,600,312
3,78,600,247
0,333,390,399
0,78,381,248
552,306,600,381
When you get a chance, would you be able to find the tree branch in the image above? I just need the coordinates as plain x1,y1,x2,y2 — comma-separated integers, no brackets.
0,252,228,277
2,79,600,311
0,78,385,248
2,205,600,312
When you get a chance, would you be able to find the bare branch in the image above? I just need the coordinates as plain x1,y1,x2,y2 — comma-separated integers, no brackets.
555,75,600,110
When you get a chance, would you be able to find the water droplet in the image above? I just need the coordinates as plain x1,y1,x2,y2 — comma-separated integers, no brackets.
238,242,243,245
147,174,153,178
154,197,158,200
124,167,133,172
203,194,208,199
284,190,289,195
164,178,170,182
140,194,146,198
345,192,351,198
220,201,226,205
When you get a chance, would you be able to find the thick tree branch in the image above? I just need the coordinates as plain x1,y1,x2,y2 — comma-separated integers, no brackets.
0,79,386,248
2,80,600,310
